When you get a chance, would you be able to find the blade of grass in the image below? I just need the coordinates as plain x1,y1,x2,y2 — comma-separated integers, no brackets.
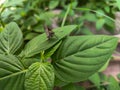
61,4,71,27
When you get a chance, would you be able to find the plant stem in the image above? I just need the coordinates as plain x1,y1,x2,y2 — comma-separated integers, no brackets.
40,51,45,62
86,82,109,89
61,4,71,27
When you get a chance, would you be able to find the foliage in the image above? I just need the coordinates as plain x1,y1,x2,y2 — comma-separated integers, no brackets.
0,0,120,90
0,22,118,90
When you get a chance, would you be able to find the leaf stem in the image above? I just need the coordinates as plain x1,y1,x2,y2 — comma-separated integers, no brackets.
61,4,71,27
86,82,109,89
40,51,45,62
0,69,27,80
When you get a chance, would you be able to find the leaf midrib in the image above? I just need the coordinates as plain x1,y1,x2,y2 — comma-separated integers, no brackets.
57,38,114,61
0,69,27,81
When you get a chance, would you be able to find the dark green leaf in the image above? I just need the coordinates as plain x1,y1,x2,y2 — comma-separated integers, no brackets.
20,25,77,57
0,55,26,90
54,77,68,87
52,35,118,82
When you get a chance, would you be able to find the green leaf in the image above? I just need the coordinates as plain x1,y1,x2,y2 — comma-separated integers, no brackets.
107,76,120,90
52,35,118,82
89,73,100,89
49,0,59,9
84,13,97,22
54,77,68,87
25,62,54,90
0,54,26,90
96,18,105,30
3,0,24,8
24,32,39,40
20,25,77,57
0,22,23,54
21,58,40,68
80,27,93,35
116,0,120,10
99,58,110,72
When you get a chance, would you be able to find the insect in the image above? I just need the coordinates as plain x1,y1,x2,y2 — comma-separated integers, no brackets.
44,25,55,40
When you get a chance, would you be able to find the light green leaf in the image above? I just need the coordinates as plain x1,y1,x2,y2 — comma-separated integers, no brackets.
0,22,23,54
96,18,105,30
107,76,120,90
62,83,85,90
20,25,77,57
52,35,118,82
54,77,68,87
99,58,110,72
116,0,120,10
0,54,26,90
89,73,100,89
49,0,59,9
25,62,54,90
3,0,24,8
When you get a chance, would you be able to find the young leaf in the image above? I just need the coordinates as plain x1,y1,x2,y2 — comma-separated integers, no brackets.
52,35,118,82
0,22,23,54
0,54,26,90
25,62,54,90
20,25,77,58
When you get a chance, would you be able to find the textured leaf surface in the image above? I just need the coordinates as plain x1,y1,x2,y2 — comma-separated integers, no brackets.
21,25,77,57
25,62,54,90
0,55,26,90
52,35,118,82
0,22,23,54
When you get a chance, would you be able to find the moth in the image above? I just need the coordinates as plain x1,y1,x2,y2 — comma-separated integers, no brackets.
44,25,55,40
